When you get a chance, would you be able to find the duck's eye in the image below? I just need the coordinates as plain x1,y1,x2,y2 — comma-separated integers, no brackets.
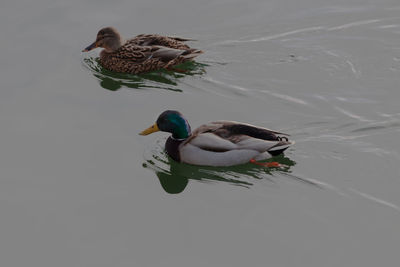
157,117,168,127
97,33,112,40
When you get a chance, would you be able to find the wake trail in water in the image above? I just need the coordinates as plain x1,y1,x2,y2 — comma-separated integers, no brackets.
217,18,391,45
327,19,381,31
280,172,400,213
203,77,313,107
259,90,310,106
203,77,250,96
348,188,400,212
217,27,324,44
334,106,372,122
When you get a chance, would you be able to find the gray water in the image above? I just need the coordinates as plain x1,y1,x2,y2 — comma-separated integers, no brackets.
2,0,400,266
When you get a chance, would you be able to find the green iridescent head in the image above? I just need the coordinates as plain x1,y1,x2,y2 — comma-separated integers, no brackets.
139,110,191,139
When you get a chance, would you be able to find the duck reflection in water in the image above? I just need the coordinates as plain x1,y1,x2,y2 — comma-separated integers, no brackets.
82,57,206,91
143,154,296,194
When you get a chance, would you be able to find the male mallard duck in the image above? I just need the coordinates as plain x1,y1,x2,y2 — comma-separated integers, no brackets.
139,110,294,167
82,27,203,74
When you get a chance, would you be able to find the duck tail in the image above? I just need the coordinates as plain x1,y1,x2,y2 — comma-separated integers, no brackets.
181,48,203,59
169,36,197,42
267,140,295,156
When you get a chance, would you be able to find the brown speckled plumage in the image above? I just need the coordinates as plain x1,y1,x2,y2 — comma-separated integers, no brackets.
100,43,202,74
129,34,193,50
83,27,203,74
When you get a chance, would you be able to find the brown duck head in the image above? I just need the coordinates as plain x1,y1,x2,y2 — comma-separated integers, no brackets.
82,27,123,53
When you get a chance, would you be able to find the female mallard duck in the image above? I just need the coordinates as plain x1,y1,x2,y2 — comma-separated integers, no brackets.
139,110,294,167
82,27,203,74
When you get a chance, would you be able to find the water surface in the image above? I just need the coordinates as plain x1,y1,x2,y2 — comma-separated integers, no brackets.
1,0,400,266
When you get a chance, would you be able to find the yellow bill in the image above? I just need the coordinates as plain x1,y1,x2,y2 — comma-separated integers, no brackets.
139,123,159,135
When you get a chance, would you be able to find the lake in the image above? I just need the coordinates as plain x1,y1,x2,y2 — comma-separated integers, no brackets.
1,0,400,266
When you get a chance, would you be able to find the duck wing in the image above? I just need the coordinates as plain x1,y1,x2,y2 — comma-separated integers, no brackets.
129,34,193,49
115,44,202,63
212,121,293,155
184,121,293,153
211,120,289,140
179,121,293,166
150,46,203,62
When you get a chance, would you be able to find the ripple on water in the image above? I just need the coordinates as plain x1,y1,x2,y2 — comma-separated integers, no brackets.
81,55,207,92
351,121,400,134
